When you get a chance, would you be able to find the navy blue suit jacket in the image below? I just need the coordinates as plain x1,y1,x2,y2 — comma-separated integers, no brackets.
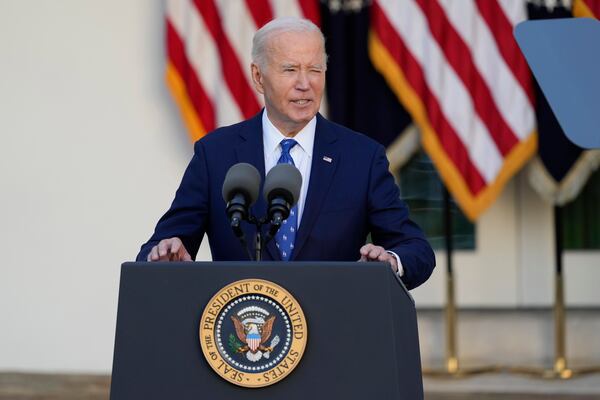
137,112,435,290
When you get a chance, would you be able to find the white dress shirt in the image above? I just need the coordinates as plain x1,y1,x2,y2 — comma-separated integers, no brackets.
260,110,404,277
262,110,315,225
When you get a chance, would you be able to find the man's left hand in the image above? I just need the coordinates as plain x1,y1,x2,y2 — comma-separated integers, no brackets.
359,244,398,273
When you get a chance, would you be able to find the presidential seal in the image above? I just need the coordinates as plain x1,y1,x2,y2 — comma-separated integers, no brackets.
199,279,308,388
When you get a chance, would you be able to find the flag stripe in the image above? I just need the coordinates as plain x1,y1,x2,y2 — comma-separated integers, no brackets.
371,3,486,194
167,20,215,134
298,0,321,25
586,0,600,15
184,3,243,128
245,0,274,29
496,0,525,27
270,0,303,19
439,0,535,140
415,0,519,156
475,0,535,105
193,0,261,119
214,0,264,108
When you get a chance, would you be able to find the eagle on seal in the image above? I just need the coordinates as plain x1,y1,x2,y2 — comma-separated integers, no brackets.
231,315,276,353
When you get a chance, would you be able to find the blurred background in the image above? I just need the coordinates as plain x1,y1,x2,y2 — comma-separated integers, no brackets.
0,0,599,398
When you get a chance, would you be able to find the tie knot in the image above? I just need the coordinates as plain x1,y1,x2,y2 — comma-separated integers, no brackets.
280,139,298,155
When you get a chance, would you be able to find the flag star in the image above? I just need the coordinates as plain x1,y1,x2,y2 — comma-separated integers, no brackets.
283,220,287,224
283,235,287,240
290,244,294,249
276,243,280,248
290,210,294,216
282,251,287,257
290,227,295,232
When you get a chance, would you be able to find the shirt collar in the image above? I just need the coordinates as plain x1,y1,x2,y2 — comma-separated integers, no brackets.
262,109,316,158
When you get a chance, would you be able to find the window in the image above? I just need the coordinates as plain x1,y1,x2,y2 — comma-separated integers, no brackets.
562,168,600,250
398,150,476,250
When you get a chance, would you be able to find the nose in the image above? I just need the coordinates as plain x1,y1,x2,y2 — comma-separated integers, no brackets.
295,70,309,91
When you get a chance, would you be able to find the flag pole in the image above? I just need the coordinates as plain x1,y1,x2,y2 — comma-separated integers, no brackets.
554,205,600,376
444,185,458,373
553,205,569,377
423,186,499,377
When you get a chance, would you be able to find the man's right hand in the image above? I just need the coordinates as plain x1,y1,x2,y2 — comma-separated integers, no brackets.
147,237,193,262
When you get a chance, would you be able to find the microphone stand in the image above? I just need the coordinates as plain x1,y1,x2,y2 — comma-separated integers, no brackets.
246,215,280,262
248,215,263,261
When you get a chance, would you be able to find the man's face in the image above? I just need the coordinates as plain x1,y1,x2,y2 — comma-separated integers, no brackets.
251,30,326,136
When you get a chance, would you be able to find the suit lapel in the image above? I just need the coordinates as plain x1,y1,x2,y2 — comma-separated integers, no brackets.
234,111,280,261
292,114,339,260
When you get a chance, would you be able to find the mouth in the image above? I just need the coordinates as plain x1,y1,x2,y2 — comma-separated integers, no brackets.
290,99,311,106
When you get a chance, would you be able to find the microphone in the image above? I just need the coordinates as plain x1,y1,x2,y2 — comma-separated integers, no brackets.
222,163,261,237
263,164,302,238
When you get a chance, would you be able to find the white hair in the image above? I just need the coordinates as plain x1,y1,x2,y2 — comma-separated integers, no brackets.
251,17,328,70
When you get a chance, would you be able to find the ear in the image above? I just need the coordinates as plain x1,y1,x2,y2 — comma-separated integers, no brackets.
251,63,265,94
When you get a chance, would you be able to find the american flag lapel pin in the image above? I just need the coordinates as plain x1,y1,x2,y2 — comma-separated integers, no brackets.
322,156,332,163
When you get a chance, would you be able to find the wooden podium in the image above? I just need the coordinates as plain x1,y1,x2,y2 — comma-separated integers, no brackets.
110,262,423,399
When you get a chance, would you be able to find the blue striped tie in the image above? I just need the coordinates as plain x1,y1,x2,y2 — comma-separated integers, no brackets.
275,139,298,261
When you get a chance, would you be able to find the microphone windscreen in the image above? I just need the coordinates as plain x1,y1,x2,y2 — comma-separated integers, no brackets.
263,164,302,206
222,163,261,205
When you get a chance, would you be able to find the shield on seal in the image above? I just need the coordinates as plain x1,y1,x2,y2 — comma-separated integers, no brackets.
246,332,261,352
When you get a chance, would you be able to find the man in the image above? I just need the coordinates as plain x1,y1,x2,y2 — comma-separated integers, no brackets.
137,17,435,290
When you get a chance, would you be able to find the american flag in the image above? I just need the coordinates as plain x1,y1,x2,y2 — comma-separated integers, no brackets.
369,0,537,221
165,0,320,142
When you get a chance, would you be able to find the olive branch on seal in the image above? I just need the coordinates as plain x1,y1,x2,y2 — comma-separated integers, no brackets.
228,333,242,352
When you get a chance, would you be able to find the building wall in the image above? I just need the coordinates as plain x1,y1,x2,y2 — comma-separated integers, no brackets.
0,0,598,373
410,173,600,308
